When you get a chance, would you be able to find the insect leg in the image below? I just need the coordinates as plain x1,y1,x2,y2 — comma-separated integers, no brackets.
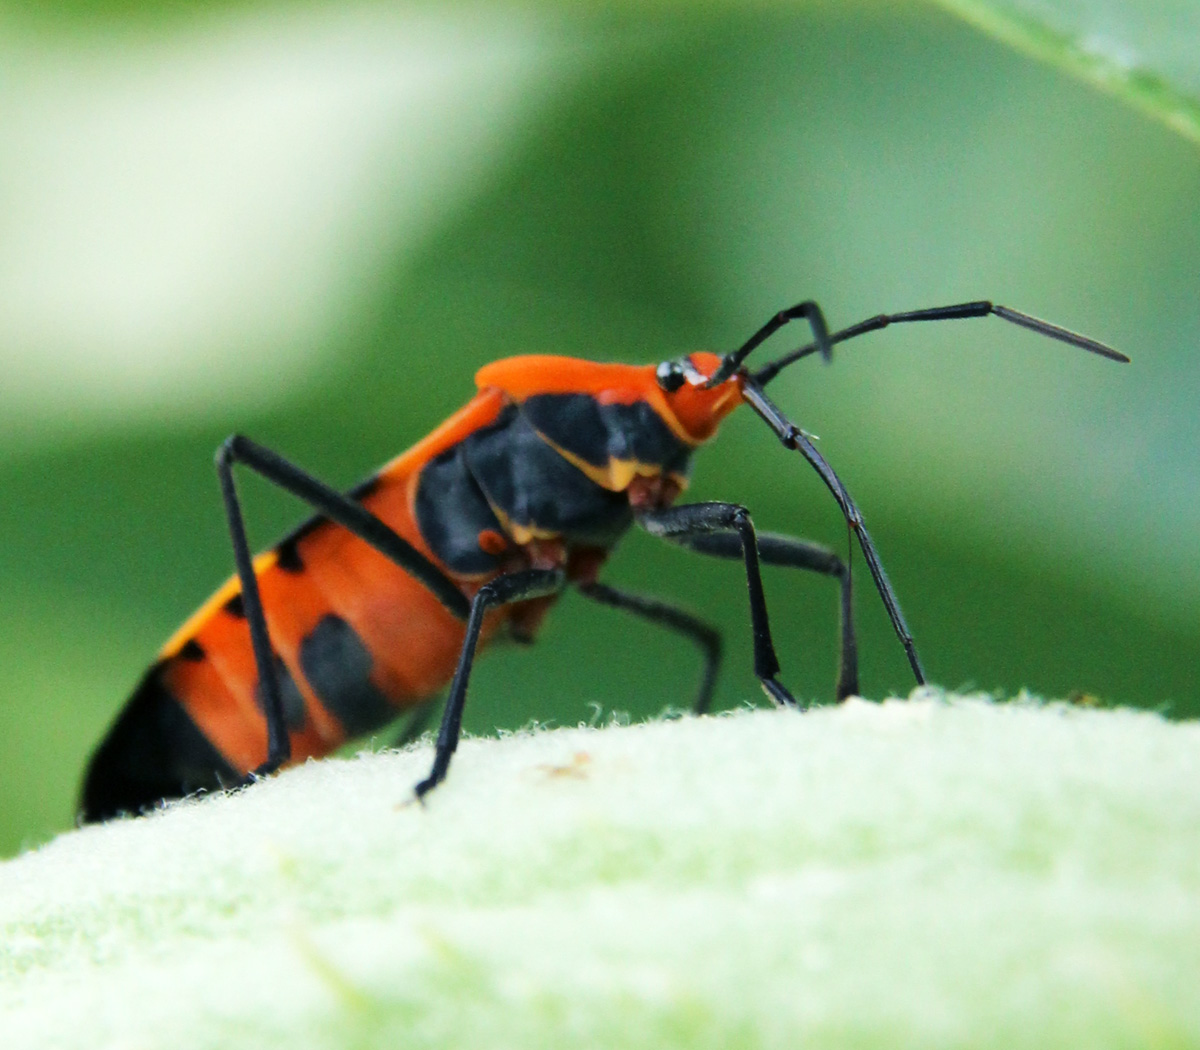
215,434,471,778
415,568,565,800
577,581,723,714
636,503,797,708
680,530,858,701
740,380,925,686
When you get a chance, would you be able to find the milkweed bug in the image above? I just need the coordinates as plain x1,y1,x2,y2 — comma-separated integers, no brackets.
79,300,1127,822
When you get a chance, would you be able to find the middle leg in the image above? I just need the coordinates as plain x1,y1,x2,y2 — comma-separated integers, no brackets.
637,503,798,708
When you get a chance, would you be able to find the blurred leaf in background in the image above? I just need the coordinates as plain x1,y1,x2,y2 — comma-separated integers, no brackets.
0,0,1196,856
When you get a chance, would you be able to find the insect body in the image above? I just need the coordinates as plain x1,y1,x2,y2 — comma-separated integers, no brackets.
80,301,1126,822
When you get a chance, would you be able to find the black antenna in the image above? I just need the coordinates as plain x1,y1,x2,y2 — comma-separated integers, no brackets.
749,301,1128,387
706,300,834,387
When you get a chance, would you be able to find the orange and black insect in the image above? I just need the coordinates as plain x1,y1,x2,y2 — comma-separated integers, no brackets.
79,300,1126,822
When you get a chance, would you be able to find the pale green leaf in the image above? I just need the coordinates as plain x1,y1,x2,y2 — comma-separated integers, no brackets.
3,696,1198,1049
931,0,1200,142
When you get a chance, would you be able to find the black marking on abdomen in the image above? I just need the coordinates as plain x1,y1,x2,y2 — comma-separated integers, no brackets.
275,533,304,573
299,614,397,736
80,664,237,823
179,638,206,662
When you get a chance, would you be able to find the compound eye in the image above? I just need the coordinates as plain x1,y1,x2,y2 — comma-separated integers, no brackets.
655,360,687,393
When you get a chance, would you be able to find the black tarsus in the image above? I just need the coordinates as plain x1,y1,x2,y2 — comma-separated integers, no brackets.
750,300,1128,386
215,434,471,778
578,581,723,714
415,568,566,800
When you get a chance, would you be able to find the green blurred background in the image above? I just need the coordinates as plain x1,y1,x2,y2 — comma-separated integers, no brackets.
0,1,1196,856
